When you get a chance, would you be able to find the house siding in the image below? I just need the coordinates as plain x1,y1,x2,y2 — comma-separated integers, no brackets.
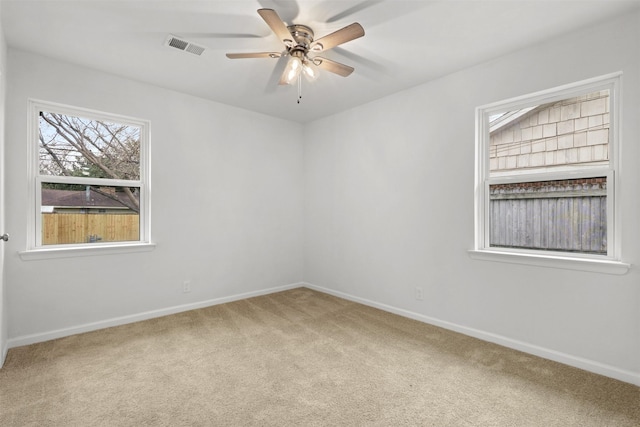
490,91,609,173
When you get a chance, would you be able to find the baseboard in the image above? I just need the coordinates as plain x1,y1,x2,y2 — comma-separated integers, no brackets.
7,282,304,349
302,282,640,387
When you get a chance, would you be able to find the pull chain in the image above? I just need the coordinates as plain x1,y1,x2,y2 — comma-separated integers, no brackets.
297,75,302,104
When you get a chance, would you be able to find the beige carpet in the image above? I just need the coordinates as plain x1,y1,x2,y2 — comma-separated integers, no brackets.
1,287,638,426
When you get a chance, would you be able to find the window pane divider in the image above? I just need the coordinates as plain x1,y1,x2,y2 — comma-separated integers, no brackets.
487,168,610,186
38,175,141,188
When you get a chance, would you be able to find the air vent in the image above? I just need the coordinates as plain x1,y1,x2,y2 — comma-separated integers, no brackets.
165,35,205,56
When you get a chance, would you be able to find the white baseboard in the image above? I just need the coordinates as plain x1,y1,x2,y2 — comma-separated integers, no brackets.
7,282,304,349
303,282,640,387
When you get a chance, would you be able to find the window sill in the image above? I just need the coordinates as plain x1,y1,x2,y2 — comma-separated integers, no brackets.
19,242,156,261
468,249,630,275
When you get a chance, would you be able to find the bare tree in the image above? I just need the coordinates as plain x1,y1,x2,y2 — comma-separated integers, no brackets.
39,112,141,212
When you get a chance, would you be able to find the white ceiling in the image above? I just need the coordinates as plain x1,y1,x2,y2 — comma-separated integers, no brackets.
2,0,639,123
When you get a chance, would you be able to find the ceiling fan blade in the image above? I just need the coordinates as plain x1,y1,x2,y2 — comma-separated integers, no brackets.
257,8,294,47
325,0,384,23
333,47,389,74
324,1,432,29
258,0,300,23
180,33,264,40
266,55,288,92
226,52,282,59
310,23,364,52
314,57,354,77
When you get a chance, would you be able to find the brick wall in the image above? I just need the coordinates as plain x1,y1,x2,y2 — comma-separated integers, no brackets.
490,91,609,173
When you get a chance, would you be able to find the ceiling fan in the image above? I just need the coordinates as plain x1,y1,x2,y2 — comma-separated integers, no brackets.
226,8,364,99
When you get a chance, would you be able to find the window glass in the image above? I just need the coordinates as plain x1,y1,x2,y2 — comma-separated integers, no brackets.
40,184,140,245
39,111,141,180
489,90,609,177
489,177,606,254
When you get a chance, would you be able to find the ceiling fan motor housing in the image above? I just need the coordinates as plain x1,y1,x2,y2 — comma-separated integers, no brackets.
287,24,314,52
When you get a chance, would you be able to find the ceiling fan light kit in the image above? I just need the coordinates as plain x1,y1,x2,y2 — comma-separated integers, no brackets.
282,53,303,85
226,8,364,103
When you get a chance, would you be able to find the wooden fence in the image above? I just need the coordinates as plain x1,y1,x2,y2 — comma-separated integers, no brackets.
489,179,607,254
42,213,139,245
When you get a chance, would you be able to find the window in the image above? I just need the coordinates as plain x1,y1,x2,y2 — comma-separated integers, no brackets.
24,100,151,257
472,73,628,273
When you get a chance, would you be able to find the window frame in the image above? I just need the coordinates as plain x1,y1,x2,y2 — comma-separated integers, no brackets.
21,99,154,260
470,73,629,274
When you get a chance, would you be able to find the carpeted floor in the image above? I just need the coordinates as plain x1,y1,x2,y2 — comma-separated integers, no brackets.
1,287,638,426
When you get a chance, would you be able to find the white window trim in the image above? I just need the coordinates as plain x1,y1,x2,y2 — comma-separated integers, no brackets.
470,72,630,275
20,99,154,260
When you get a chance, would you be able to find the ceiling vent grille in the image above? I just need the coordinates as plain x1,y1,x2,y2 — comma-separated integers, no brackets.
165,35,205,56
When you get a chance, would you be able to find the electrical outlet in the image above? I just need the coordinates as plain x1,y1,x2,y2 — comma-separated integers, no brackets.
415,286,424,301
183,280,191,293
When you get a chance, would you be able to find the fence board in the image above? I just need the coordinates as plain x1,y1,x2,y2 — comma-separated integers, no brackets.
42,213,139,245
489,195,606,254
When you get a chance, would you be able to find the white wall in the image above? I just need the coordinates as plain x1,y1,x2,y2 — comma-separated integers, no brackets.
4,50,304,343
304,11,640,385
